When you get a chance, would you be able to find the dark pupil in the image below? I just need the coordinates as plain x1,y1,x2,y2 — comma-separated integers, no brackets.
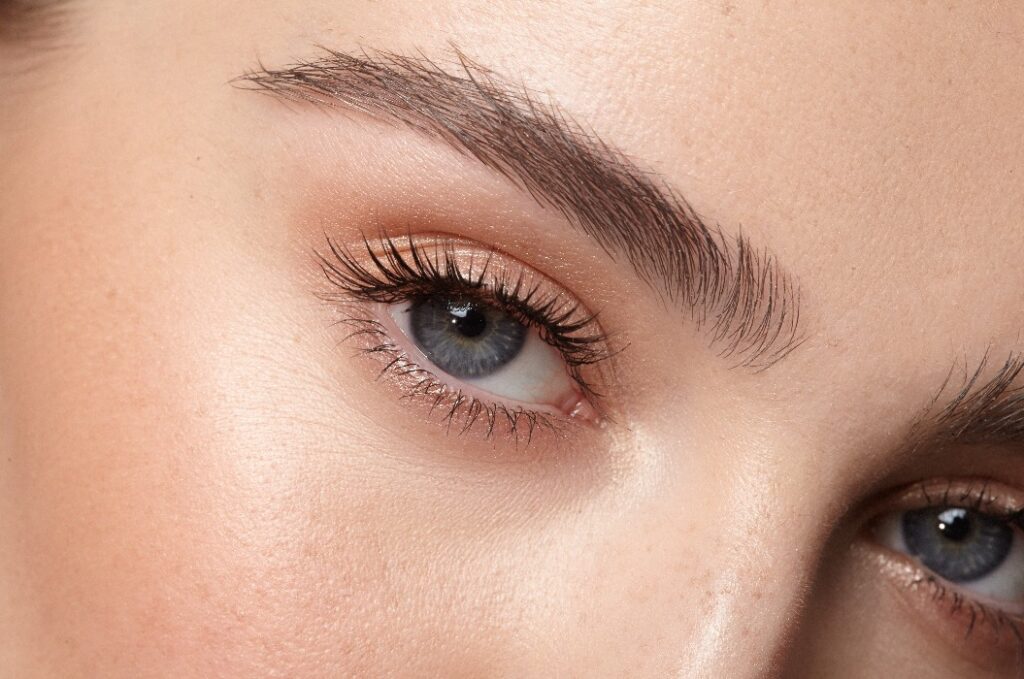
902,506,1013,583
936,508,970,542
408,297,527,379
448,305,488,338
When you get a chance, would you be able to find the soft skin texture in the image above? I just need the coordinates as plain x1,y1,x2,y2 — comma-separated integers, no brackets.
2,1,1024,677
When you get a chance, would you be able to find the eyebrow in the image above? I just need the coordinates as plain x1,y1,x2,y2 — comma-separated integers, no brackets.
235,47,804,369
921,352,1024,447
0,0,72,44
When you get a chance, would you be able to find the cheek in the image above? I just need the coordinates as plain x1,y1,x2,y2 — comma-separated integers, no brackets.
0,112,628,674
0,203,590,675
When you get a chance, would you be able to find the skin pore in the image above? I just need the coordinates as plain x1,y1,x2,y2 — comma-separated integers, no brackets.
2,1,1024,677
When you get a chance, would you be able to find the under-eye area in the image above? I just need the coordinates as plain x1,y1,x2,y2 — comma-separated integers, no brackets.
315,233,615,442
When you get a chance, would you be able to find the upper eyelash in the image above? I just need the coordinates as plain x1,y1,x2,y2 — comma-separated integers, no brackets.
316,232,615,396
915,479,1024,526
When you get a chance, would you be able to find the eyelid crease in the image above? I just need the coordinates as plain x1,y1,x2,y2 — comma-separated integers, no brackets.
873,478,1024,525
0,0,71,43
235,45,805,370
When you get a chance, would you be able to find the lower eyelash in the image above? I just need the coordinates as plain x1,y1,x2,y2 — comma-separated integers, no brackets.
927,576,1011,640
337,315,555,443
913,570,1024,656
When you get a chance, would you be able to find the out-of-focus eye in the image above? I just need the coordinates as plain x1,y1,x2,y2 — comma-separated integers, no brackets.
875,506,1024,610
387,295,583,411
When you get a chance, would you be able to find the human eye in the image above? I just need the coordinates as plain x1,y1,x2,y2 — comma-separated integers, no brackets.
316,233,612,441
869,479,1024,665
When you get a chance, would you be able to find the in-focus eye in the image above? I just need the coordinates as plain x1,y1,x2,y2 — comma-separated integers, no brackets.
904,508,1012,582
406,296,526,379
387,295,585,413
875,505,1024,610
319,234,611,434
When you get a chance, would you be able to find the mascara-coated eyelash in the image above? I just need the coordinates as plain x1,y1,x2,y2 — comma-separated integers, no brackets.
316,233,614,440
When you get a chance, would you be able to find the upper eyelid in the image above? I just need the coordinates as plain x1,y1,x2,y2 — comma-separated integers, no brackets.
915,479,1024,519
864,479,1024,571
237,46,804,370
317,232,605,326
320,232,561,295
869,478,1024,521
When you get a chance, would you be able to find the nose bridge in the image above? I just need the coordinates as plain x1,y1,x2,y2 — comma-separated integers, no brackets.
668,490,823,679
672,544,809,679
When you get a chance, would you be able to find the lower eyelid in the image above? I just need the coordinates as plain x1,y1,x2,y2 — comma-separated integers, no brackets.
336,310,553,442
380,302,598,423
387,301,575,406
862,541,1024,672
335,300,599,447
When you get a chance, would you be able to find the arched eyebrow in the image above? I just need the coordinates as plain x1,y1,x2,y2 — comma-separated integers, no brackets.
234,47,804,370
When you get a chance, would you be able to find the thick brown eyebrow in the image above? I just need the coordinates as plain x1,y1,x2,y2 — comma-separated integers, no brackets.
235,47,804,369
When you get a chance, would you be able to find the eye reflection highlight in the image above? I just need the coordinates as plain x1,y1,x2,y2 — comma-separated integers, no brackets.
388,297,584,410
405,296,527,379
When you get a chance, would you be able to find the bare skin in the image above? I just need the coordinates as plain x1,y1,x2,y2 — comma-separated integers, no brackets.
2,2,1024,677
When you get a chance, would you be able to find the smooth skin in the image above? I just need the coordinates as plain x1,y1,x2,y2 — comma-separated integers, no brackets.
2,1,1024,677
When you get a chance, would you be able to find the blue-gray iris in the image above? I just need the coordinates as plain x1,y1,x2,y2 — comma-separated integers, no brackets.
409,297,527,379
902,507,1013,583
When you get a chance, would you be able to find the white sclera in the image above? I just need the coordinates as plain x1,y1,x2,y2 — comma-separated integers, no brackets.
875,510,1024,612
387,301,577,407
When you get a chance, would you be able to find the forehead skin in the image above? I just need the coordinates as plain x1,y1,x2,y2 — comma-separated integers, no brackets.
1,1,1023,678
